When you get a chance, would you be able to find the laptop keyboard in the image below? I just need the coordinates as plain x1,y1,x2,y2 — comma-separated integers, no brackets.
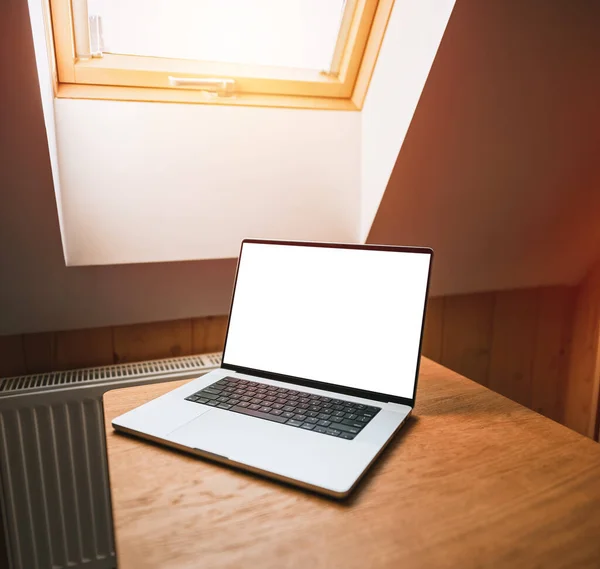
185,376,381,440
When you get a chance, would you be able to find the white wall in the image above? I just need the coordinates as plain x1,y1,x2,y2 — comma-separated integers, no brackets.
55,100,361,266
361,0,456,240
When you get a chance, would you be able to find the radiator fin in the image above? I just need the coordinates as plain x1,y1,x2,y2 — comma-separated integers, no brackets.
0,353,221,394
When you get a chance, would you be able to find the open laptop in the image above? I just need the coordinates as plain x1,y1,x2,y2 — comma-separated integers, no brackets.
112,240,433,498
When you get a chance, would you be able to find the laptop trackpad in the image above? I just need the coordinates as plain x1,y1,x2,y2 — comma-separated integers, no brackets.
167,408,373,486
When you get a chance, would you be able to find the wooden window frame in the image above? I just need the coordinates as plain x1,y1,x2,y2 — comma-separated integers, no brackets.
48,0,395,110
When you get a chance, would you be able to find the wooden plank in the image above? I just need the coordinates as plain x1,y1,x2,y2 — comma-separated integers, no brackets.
0,335,26,378
488,289,540,408
22,332,56,374
563,263,600,438
191,316,229,354
421,297,444,362
441,293,495,386
103,359,600,569
113,320,192,364
55,327,114,370
531,287,575,423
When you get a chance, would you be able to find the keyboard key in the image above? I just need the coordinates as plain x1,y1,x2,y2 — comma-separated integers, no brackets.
317,420,331,427
237,401,250,408
275,398,288,404
306,411,319,418
357,416,370,423
333,405,344,411
287,419,303,427
197,397,210,404
283,405,296,412
314,426,328,434
322,403,332,408
342,419,365,429
325,428,341,437
228,399,240,406
272,403,284,409
217,403,232,410
271,409,283,416
356,404,366,410
333,411,345,418
259,406,273,413
317,413,331,420
199,392,219,400
249,404,261,410
309,405,321,412
230,406,289,424
202,388,221,395
345,413,358,420
251,398,263,405
296,404,309,411
305,417,318,424
240,395,252,402
218,396,230,403
264,396,276,403
329,422,360,435
300,423,315,430
289,395,299,401
282,412,295,419
339,432,356,440
294,414,307,421
207,400,219,406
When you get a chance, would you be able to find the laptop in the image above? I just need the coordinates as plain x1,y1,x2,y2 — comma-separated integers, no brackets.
112,240,433,498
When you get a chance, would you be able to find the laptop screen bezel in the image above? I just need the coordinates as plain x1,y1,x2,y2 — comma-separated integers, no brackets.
220,239,434,408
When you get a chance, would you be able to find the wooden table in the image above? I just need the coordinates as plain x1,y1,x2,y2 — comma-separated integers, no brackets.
103,358,600,569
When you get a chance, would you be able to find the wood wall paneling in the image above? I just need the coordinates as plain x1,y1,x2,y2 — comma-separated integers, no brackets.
55,327,114,370
441,293,495,386
421,297,444,361
192,316,228,354
0,335,26,377
488,289,540,408
22,332,55,374
563,264,600,438
531,287,575,423
113,319,193,363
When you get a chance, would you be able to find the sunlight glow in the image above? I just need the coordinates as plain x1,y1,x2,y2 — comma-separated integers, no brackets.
92,0,346,71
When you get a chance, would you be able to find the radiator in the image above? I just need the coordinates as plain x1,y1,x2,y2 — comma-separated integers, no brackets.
0,353,221,569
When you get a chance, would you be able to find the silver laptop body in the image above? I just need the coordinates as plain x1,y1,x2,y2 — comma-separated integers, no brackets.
113,240,433,498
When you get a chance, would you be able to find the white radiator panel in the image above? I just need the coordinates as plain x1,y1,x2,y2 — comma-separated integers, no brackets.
0,400,114,569
0,353,221,569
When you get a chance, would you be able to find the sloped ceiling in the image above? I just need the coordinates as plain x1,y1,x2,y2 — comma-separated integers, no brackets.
367,0,600,296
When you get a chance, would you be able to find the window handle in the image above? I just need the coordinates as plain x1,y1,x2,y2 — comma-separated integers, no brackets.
168,77,236,97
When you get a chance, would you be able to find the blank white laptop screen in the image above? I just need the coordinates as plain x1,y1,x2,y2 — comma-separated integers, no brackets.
223,242,431,400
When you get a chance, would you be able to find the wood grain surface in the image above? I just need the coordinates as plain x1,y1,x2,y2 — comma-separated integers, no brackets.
103,358,600,569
